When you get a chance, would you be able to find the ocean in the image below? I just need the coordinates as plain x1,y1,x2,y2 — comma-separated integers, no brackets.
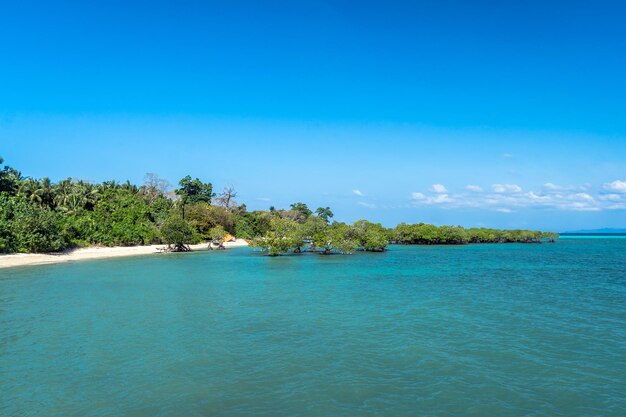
1,238,625,416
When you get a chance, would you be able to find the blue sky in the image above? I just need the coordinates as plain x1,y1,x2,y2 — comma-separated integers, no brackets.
1,1,626,230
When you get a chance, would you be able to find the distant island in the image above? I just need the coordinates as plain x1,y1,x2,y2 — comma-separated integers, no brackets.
0,157,559,257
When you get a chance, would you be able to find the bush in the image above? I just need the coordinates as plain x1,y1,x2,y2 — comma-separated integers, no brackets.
0,194,67,253
160,216,197,251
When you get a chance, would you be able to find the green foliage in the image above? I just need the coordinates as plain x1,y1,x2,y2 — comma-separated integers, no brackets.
352,220,388,251
176,175,213,205
313,222,358,254
186,203,235,238
239,210,273,238
61,210,99,247
315,206,334,223
209,225,226,242
0,157,21,195
0,194,67,253
89,188,159,246
160,216,196,246
148,195,174,225
252,217,302,256
540,231,560,242
54,178,99,214
289,202,312,219
233,215,255,239
331,228,358,254
393,223,549,244
281,203,313,223
301,216,327,240
0,158,558,256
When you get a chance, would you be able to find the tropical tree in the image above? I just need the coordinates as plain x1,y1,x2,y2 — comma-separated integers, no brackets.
352,220,388,251
160,215,196,252
253,217,301,256
176,175,214,219
313,222,358,254
185,203,234,237
315,206,334,223
289,202,312,219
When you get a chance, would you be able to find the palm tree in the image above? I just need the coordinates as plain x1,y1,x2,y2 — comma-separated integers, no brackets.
54,178,74,212
38,177,55,208
121,180,138,193
19,178,43,206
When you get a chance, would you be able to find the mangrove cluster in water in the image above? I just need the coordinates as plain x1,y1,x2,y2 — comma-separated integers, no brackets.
392,223,559,245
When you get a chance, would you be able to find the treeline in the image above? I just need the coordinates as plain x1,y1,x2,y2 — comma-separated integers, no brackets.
0,157,558,254
0,157,372,254
392,223,559,245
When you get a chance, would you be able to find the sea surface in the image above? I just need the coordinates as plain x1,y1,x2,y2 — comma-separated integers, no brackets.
1,239,625,417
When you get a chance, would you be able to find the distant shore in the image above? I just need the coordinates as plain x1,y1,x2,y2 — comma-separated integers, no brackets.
0,239,249,269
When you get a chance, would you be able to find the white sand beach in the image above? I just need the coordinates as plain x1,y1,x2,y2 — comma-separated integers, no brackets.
0,239,249,269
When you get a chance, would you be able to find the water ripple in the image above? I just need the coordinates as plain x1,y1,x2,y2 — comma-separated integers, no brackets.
1,239,626,416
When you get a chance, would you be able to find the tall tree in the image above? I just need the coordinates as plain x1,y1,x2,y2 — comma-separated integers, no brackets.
315,207,334,223
176,175,213,219
289,202,312,218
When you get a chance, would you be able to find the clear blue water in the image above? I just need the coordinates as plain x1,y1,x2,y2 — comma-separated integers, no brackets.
1,239,625,416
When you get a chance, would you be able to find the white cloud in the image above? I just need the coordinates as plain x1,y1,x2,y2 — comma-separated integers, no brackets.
527,192,551,202
544,183,580,192
410,182,625,212
573,192,594,202
502,153,513,158
496,208,512,213
492,184,523,193
543,182,561,191
465,185,483,193
431,194,453,204
603,180,626,193
430,183,448,193
411,192,453,205
352,189,365,197
599,194,622,201
256,197,271,202
357,201,376,208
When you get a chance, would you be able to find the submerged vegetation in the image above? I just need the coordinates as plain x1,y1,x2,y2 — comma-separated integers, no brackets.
0,157,558,254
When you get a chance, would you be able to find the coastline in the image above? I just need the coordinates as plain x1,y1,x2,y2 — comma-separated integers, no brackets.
0,239,249,269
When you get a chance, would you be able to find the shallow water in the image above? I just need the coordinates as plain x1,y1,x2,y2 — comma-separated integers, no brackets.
1,240,625,416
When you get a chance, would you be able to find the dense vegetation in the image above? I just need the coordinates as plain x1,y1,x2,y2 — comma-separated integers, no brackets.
0,157,558,255
391,223,559,245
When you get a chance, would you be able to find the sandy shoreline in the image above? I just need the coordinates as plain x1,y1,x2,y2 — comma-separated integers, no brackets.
0,239,249,269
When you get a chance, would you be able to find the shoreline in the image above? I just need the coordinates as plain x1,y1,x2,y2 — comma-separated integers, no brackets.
0,239,249,269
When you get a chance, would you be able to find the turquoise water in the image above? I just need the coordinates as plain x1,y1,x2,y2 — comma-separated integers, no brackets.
2,240,625,416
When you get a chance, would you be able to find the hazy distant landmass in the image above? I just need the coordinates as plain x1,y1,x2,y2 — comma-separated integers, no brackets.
562,228,626,234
